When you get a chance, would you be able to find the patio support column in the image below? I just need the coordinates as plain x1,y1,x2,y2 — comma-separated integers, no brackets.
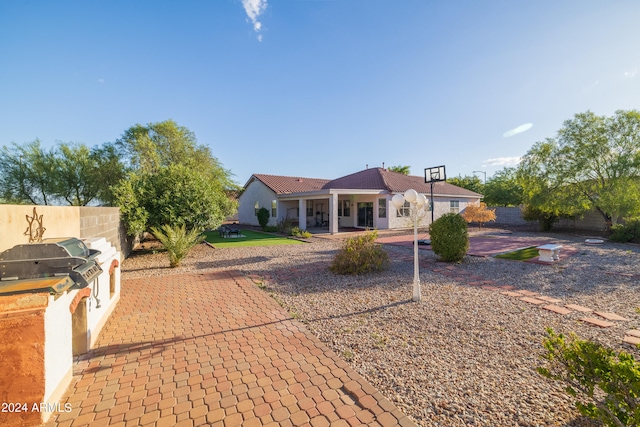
298,199,306,230
329,193,338,234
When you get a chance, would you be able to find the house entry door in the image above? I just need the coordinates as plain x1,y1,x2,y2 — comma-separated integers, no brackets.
315,203,327,226
357,202,374,228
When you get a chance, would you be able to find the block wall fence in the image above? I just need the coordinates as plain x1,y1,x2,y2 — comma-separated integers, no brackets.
490,206,609,232
0,204,132,257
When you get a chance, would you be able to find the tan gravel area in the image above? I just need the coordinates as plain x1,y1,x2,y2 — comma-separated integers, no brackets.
122,228,640,427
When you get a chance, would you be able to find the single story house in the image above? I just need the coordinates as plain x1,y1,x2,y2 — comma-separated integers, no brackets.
238,167,483,234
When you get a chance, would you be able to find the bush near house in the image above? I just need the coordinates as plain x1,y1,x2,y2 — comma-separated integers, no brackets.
330,231,390,275
277,218,294,235
429,213,469,262
257,207,270,230
538,328,640,427
291,227,312,239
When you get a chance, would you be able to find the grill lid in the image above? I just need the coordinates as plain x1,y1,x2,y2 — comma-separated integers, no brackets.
0,237,96,261
0,237,102,289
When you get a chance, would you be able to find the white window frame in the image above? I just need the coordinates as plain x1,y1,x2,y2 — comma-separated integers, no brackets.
378,198,387,218
338,200,351,217
396,201,411,217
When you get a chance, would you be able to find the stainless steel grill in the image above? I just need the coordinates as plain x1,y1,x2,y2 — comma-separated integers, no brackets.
0,237,102,289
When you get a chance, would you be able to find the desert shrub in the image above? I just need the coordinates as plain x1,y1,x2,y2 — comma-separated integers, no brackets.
610,218,640,243
150,224,205,268
290,227,312,239
330,230,389,275
257,207,270,230
538,328,640,427
277,218,294,235
429,213,469,262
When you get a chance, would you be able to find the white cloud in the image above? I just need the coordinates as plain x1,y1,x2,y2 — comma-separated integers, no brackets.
502,123,533,138
482,157,522,167
98,78,105,84
242,0,267,39
624,69,637,78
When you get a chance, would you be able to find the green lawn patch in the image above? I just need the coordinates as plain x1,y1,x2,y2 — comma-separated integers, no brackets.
204,229,305,248
494,246,540,261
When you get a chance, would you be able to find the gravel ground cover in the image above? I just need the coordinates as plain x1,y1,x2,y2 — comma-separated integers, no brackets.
122,229,640,427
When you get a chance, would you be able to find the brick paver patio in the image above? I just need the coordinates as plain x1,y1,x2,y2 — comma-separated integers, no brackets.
44,271,415,427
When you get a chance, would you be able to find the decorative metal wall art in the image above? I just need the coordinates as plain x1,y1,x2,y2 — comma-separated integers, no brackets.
24,207,46,243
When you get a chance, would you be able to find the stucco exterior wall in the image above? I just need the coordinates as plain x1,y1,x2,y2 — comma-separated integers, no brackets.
388,195,478,230
43,291,74,414
0,205,130,257
0,205,81,253
238,181,278,226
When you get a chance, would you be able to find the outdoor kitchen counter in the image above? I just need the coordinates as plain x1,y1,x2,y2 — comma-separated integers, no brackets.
0,278,76,427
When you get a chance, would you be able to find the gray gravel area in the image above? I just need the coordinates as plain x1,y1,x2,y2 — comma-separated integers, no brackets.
122,229,640,427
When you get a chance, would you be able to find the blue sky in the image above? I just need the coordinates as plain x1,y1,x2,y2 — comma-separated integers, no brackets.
1,1,639,186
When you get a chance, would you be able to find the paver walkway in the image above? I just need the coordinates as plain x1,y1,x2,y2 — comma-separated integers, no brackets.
44,271,415,427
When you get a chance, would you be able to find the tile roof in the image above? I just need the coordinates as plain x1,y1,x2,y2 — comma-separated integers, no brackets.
323,168,483,197
247,169,483,198
249,174,330,194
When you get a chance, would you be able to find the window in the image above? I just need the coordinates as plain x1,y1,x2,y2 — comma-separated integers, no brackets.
306,200,313,217
254,201,259,216
338,200,351,217
450,200,460,213
378,198,387,218
396,201,410,217
271,200,277,217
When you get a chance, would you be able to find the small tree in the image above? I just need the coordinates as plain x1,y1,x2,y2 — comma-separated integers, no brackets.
429,213,469,262
461,202,496,228
257,207,270,230
538,328,640,427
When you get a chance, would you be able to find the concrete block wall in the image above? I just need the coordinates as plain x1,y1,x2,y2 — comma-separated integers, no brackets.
490,205,609,232
556,209,608,232
492,207,529,226
78,207,131,258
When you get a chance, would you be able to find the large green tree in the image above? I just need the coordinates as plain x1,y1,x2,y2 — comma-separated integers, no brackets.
0,140,124,206
517,110,640,228
0,140,56,205
447,174,484,194
388,165,411,175
113,120,237,235
482,167,523,207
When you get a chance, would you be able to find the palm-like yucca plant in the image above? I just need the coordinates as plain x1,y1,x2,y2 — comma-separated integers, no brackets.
150,224,205,268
